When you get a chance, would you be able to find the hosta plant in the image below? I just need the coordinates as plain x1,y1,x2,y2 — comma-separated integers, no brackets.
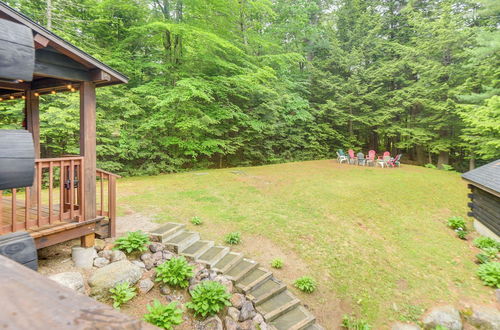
474,236,500,250
447,216,466,231
109,282,136,309
155,256,194,288
186,281,231,317
456,229,467,240
143,300,183,329
294,276,316,293
224,232,241,245
191,216,203,225
341,314,371,329
271,258,284,269
113,231,151,253
477,261,500,288
476,247,499,264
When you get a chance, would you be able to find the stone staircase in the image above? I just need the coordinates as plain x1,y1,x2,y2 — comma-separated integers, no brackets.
150,223,324,330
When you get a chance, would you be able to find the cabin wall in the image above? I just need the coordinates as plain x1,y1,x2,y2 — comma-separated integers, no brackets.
468,185,500,239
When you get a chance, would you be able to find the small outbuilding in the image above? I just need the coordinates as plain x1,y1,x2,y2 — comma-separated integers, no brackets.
462,159,500,240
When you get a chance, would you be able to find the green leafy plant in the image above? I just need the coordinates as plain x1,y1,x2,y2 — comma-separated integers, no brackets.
474,237,500,250
143,300,183,329
271,258,284,269
397,303,424,323
113,231,151,253
456,229,467,240
155,256,194,288
441,164,454,171
434,326,448,330
477,261,500,288
424,163,437,169
191,216,203,225
186,280,231,317
447,216,466,230
294,276,316,293
476,247,498,264
342,314,371,329
224,232,241,245
109,282,136,309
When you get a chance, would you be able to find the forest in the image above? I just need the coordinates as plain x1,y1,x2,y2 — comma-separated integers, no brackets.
0,0,498,175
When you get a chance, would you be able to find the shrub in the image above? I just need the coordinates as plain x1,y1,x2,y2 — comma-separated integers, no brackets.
191,216,203,225
447,216,466,230
143,300,183,329
113,231,151,253
155,256,194,288
109,282,136,309
294,276,316,293
434,326,448,330
476,247,498,264
224,232,241,245
477,262,500,288
474,237,500,250
424,163,437,169
341,314,371,329
271,258,284,269
456,229,467,240
186,280,231,318
441,164,454,171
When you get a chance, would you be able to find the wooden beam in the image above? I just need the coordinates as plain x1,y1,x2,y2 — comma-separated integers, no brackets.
34,60,90,81
80,81,96,221
34,33,49,49
81,233,95,247
25,90,40,205
90,69,111,82
0,81,29,90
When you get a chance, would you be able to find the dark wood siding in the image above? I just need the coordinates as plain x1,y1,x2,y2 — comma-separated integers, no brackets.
468,185,500,236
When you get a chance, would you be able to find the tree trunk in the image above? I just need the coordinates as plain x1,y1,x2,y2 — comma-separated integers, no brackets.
415,146,426,165
469,156,475,171
437,151,449,169
46,0,52,29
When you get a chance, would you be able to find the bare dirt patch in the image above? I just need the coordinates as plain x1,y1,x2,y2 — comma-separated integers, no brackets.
117,212,158,235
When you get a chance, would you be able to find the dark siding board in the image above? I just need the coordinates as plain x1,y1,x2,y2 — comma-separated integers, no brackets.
0,130,35,190
0,18,34,81
469,186,500,236
0,232,38,271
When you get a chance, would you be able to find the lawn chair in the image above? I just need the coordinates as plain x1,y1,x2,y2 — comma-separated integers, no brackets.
336,150,348,164
377,155,391,168
348,149,356,164
356,152,366,166
388,154,402,167
366,150,376,166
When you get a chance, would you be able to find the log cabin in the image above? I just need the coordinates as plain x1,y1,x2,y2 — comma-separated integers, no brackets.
462,159,500,241
0,2,127,249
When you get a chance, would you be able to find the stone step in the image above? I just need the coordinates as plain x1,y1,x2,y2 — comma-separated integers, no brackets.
180,240,214,260
236,267,272,293
224,258,259,282
212,252,243,273
257,290,301,322
247,277,287,305
196,246,230,267
149,222,185,242
269,305,316,330
163,230,200,253
303,323,325,330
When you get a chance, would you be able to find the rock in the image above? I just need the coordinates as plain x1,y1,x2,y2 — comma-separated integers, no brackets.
140,252,152,262
196,269,210,281
149,242,164,253
98,249,113,260
138,279,154,294
152,251,163,261
231,293,246,309
252,314,264,325
71,246,97,269
239,301,256,322
214,275,233,293
422,305,462,330
224,317,239,330
208,270,218,280
144,258,155,270
391,322,421,330
94,239,106,252
194,263,206,274
197,316,223,330
160,286,171,295
88,260,142,298
142,269,155,280
163,250,175,260
228,307,240,322
48,272,85,294
93,257,110,268
131,260,146,268
238,320,255,330
467,304,500,330
110,250,126,263
259,322,268,330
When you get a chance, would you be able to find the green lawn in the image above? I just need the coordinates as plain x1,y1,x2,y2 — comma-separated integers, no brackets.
117,160,493,328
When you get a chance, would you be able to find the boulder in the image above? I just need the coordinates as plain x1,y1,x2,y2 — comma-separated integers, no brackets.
252,314,264,325
228,307,240,322
140,252,152,262
467,304,500,330
131,260,146,268
259,322,268,330
149,242,164,253
110,250,127,263
94,239,106,252
422,305,462,330
144,258,155,270
88,260,142,298
98,249,113,260
224,317,239,330
214,275,233,293
48,272,85,294
71,246,97,269
93,257,110,268
138,279,154,294
239,301,256,321
196,316,223,330
160,286,171,295
163,250,175,260
391,322,421,330
238,320,255,330
231,293,246,309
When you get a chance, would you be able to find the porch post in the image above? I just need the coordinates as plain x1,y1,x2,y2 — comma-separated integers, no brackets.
26,89,40,204
79,82,96,221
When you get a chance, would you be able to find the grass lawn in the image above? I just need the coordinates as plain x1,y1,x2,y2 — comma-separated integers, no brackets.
116,160,494,328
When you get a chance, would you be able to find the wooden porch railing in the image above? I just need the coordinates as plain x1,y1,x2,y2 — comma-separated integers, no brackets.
0,158,118,237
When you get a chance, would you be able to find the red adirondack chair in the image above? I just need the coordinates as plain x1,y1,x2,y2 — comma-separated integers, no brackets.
348,149,356,164
366,150,376,166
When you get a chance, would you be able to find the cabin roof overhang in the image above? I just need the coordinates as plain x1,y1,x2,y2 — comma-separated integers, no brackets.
0,1,128,99
462,159,500,198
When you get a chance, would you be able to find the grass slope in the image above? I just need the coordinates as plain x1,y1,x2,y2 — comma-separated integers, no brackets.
117,160,493,327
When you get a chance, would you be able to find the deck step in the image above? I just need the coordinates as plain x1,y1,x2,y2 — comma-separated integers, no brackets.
224,258,259,282
163,230,200,253
269,305,316,330
196,246,230,267
149,222,185,242
212,252,243,273
236,267,272,293
180,240,214,259
248,277,287,305
257,290,300,322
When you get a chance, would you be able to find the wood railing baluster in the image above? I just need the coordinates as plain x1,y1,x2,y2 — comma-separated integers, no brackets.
48,162,53,224
36,163,41,227
100,172,104,216
0,190,3,234
69,160,74,220
25,187,30,230
11,189,16,232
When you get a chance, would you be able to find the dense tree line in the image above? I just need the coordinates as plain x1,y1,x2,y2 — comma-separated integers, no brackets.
1,0,498,174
